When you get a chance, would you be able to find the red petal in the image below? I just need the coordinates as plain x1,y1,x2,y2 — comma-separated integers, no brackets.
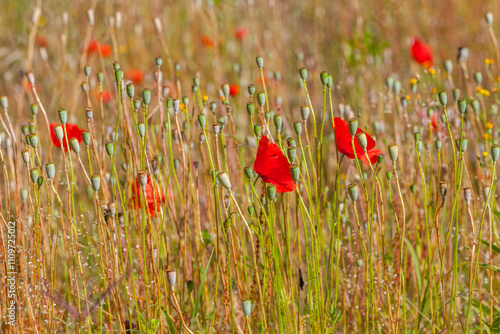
132,175,165,217
50,122,84,151
333,117,376,159
359,149,383,166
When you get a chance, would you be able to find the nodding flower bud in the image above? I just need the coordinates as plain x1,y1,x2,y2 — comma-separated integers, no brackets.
253,124,262,138
126,83,135,99
137,171,148,190
58,109,68,124
28,134,38,148
438,91,447,106
348,118,358,137
287,146,297,163
244,167,255,180
257,93,266,108
256,56,264,69
30,168,39,184
114,69,123,82
248,84,256,96
53,125,64,142
137,122,146,138
142,89,151,105
474,71,483,84
69,138,80,154
105,142,114,157
21,149,30,165
491,145,500,162
435,140,442,151
242,299,252,317
217,172,232,191
300,106,310,121
213,123,221,136
471,100,480,114
444,60,453,74
166,269,177,291
45,162,55,180
348,184,359,202
463,187,472,204
0,96,7,109
274,115,283,132
457,99,467,114
82,131,91,146
246,103,255,116
290,164,300,183
388,144,398,162
198,114,206,129
386,171,393,181
439,182,448,198
356,132,367,150
267,185,276,201
320,71,329,86
485,12,494,26
294,122,302,136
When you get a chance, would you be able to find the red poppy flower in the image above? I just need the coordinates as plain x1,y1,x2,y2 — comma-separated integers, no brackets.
50,122,85,151
234,27,249,41
36,35,48,47
229,84,239,96
201,34,214,48
254,136,295,193
126,69,144,85
131,174,165,217
431,113,438,132
93,90,111,103
333,117,382,166
86,40,112,58
411,37,433,69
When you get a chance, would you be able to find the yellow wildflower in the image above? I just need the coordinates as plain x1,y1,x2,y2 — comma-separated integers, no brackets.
483,133,490,140
410,78,417,85
486,122,494,130
431,88,437,94
202,95,208,102
483,151,489,158
428,68,436,76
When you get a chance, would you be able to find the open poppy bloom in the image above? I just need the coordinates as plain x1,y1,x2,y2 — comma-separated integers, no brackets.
333,117,382,166
201,34,214,48
126,69,144,85
411,37,433,69
85,40,112,58
131,174,165,217
234,27,249,41
254,136,295,193
50,122,85,151
229,84,239,96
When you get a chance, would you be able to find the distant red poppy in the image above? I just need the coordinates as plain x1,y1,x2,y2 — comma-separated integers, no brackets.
201,34,214,48
254,136,295,193
411,37,433,69
430,113,439,132
36,35,48,47
86,40,112,58
234,27,249,41
126,69,144,85
131,174,165,217
94,90,111,103
333,117,382,166
50,122,85,151
229,84,239,96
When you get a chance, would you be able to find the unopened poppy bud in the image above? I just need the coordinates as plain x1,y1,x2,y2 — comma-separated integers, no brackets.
30,168,39,184
348,118,358,137
257,93,266,108
242,299,252,317
267,185,276,201
320,71,329,86
348,184,358,202
246,103,255,116
474,72,483,84
356,132,367,150
0,96,7,109
45,162,55,180
28,134,38,148
114,69,123,82
217,172,232,190
142,89,151,105
491,145,500,162
91,175,100,192
256,56,264,69
438,91,447,106
290,164,300,183
463,187,472,204
385,77,394,90
166,269,177,291
388,144,398,162
213,123,221,136
244,167,255,180
198,114,206,129
274,115,283,132
485,12,494,26
137,123,145,138
58,109,68,124
26,72,35,85
483,186,490,198
69,138,80,154
287,146,297,163
471,100,480,114
300,106,310,121
82,131,91,146
444,60,453,74
126,83,135,99
54,125,64,142
453,88,460,101
294,122,302,136
254,124,262,138
386,171,392,181
21,149,30,165
248,84,256,96
105,142,114,157
97,72,104,83
137,171,148,190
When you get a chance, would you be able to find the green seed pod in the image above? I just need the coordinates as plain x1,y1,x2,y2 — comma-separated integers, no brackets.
20,188,28,201
58,109,68,124
222,84,230,98
29,124,35,134
126,83,135,99
30,168,39,184
83,65,91,77
453,88,460,101
53,125,64,142
413,132,420,142
256,56,264,69
166,269,177,291
254,124,262,138
166,98,174,109
248,84,256,96
248,206,256,216
138,122,146,138
386,171,393,181
388,144,398,162
28,134,38,148
193,77,200,87
21,149,30,165
267,185,276,201
30,104,38,116
471,100,480,114
114,69,123,82
348,184,358,202
327,75,333,89
242,299,252,317
410,184,417,194
377,154,384,165
394,81,401,95
474,71,483,84
82,131,91,146
348,118,358,137
69,138,80,154
186,280,194,293
300,106,310,121
356,132,367,150
293,122,302,136
290,164,300,183
142,89,151,105
287,137,296,147
209,101,217,112
37,176,44,187
182,96,189,107
320,71,329,86
198,114,206,129
105,142,114,157
400,96,408,108
274,115,283,132
385,77,394,90
21,125,29,135
438,91,447,106
97,72,104,83
457,99,467,114
299,68,307,80
244,167,255,180
444,60,453,74
45,162,55,180
217,172,232,190
133,99,141,110
457,138,468,153
416,139,423,152
81,82,89,94
155,57,163,67
0,96,8,109
287,146,297,163
486,12,494,26
257,93,266,108
91,175,101,192
435,140,442,151
246,103,255,116
113,62,120,71
491,145,500,162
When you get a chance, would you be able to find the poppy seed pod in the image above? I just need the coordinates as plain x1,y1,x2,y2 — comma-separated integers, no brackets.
485,12,494,26
244,167,255,180
21,149,30,165
142,89,151,105
21,125,29,135
20,189,28,201
356,132,367,150
155,57,163,67
482,186,490,199
299,68,307,80
217,172,232,191
294,122,302,136
348,184,359,202
114,69,123,83
257,93,266,108
31,104,38,116
438,91,447,106
26,72,35,85
474,72,483,84
327,75,333,89
471,100,480,114
82,131,91,146
453,88,461,101
300,106,310,121
320,71,329,86
28,134,38,148
83,65,91,77
348,118,358,137
97,72,104,83
274,115,283,132
254,124,262,138
54,125,64,142
242,299,252,317
267,185,276,201
457,138,468,153
248,206,255,216
256,56,264,68
444,60,453,74
133,99,141,110
138,123,146,138
439,182,448,198
491,145,500,162
126,83,135,99
463,187,472,204
287,146,297,163
248,84,256,96
385,77,394,90
137,171,148,190
30,168,39,184
400,96,408,108
222,83,230,98
386,171,392,181
37,176,44,187
105,142,114,157
91,175,100,192
86,108,93,119
416,139,423,152
290,164,300,183
0,96,8,109
388,144,398,162
182,96,189,107
394,80,401,95
166,269,177,291
58,109,68,124
69,138,80,154
457,99,467,114
213,123,221,136
45,162,55,180
198,114,206,129
287,137,296,147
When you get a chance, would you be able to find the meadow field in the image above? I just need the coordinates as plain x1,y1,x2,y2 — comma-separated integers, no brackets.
2,0,500,333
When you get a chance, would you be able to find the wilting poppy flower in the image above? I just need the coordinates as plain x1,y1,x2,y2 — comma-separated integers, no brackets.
86,40,112,58
131,174,165,217
126,69,144,85
411,37,433,68
254,136,295,193
229,84,239,96
201,34,214,48
50,122,85,151
333,117,382,166
234,27,249,41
